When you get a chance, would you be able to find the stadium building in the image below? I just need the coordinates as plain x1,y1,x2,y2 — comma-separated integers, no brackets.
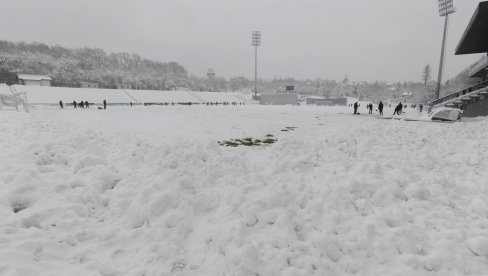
432,1,488,117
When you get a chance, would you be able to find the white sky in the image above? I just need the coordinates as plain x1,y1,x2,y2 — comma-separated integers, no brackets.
0,0,484,82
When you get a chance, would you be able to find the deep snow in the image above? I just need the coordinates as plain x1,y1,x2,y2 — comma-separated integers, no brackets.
1,105,488,276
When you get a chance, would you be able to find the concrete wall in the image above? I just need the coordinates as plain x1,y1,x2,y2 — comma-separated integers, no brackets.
463,96,488,117
306,97,325,105
117,84,132,89
316,98,348,106
306,97,352,106
20,79,51,87
81,82,98,88
22,80,41,86
260,93,298,105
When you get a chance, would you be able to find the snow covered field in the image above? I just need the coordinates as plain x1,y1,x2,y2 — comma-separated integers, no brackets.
1,105,488,276
0,85,248,106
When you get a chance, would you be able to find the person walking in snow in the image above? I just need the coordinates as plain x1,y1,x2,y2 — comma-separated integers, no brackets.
59,100,64,109
393,102,403,115
378,101,384,116
79,101,84,109
103,99,107,109
85,101,89,108
419,104,423,113
353,102,359,114
73,101,77,108
368,103,373,114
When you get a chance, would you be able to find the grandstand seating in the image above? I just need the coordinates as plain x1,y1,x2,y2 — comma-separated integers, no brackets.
430,80,488,117
431,80,488,108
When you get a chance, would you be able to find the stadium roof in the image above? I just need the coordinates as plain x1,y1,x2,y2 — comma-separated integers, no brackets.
455,1,488,55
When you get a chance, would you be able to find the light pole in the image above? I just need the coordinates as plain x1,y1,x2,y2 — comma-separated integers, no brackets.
252,31,261,99
436,0,456,100
207,68,215,91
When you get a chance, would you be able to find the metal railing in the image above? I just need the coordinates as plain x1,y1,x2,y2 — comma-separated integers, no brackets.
430,80,488,107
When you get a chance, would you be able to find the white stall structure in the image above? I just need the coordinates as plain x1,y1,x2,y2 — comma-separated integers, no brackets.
17,74,52,87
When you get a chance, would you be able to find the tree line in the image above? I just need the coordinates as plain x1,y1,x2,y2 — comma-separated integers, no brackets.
0,40,189,89
0,40,479,103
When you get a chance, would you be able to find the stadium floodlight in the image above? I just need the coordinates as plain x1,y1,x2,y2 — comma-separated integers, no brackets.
252,31,261,46
252,31,261,99
207,68,215,79
435,0,456,100
438,0,456,16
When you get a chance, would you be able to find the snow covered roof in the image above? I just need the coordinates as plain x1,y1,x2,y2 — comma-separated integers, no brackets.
17,74,52,81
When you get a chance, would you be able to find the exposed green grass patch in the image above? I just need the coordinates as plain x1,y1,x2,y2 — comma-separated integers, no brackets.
281,126,297,132
219,135,278,147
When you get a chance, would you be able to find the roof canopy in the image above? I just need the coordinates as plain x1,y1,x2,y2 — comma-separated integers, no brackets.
456,1,488,55
17,74,52,81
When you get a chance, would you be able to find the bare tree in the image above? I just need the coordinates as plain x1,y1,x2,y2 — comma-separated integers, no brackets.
116,52,132,70
75,47,93,70
320,80,338,98
422,81,437,103
131,54,142,70
422,64,431,86
0,56,8,69
93,48,107,67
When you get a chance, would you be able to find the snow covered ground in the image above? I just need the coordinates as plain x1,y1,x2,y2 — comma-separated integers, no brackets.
1,105,488,275
0,85,248,106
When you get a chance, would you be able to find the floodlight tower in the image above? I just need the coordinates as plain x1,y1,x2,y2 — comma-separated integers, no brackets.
207,68,216,92
435,0,456,100
207,68,216,79
252,31,261,99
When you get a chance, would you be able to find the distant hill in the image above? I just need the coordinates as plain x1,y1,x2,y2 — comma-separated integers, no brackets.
0,40,189,90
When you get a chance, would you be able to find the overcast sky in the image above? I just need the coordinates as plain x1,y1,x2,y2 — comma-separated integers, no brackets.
0,0,484,82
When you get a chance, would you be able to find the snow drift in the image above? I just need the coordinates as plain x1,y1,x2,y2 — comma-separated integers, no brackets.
1,106,488,276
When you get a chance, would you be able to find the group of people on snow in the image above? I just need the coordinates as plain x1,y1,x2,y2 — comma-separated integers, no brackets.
354,102,383,115
59,100,107,109
353,101,423,116
72,100,90,109
58,100,246,109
